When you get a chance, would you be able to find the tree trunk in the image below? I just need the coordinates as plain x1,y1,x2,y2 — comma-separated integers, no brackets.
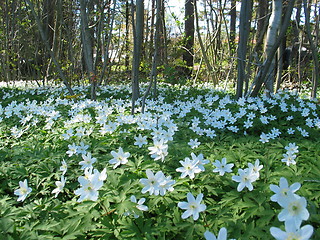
255,0,269,55
183,0,194,77
264,0,282,94
125,0,130,71
141,0,162,113
131,0,144,114
79,0,96,99
249,0,295,97
236,0,252,99
25,0,74,95
99,0,117,86
230,0,236,54
303,0,319,98
194,0,214,82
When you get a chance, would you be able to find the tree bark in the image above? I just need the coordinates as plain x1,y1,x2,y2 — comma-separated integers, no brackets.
79,0,96,99
255,0,269,55
183,0,194,77
131,0,144,114
303,0,319,98
141,0,162,113
236,0,252,99
264,0,282,94
249,0,295,97
230,0,236,54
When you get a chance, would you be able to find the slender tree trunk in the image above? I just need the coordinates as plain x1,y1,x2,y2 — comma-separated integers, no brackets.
142,0,162,113
249,0,295,97
79,0,96,99
236,0,252,99
99,0,116,86
230,0,236,54
183,0,194,77
25,0,74,95
255,0,269,55
303,0,319,98
264,0,282,94
131,0,144,114
148,0,156,62
125,0,130,71
194,0,214,82
275,41,284,91
3,0,11,82
79,0,94,75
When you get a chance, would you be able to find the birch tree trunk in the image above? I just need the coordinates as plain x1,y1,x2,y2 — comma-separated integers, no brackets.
264,0,282,94
249,0,295,97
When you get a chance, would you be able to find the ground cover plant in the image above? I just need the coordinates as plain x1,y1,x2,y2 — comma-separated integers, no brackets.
0,82,319,239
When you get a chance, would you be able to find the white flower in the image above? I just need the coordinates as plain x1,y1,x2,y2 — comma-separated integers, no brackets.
281,153,297,166
60,160,68,175
79,152,97,170
158,175,175,196
270,177,301,206
232,168,258,192
269,128,281,139
52,175,66,198
148,139,168,162
191,153,210,171
260,116,269,124
287,128,295,135
270,222,313,240
62,128,74,140
134,134,148,148
140,169,174,196
109,147,130,169
243,119,253,128
14,179,32,202
140,169,165,195
248,159,263,178
176,157,202,179
66,143,78,157
75,126,86,137
178,192,206,221
76,142,89,155
278,195,310,229
125,195,149,218
204,227,234,240
285,143,299,155
212,158,234,176
97,168,107,181
259,132,270,143
74,168,106,202
188,138,201,149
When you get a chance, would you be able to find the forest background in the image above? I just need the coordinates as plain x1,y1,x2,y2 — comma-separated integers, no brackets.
0,0,319,99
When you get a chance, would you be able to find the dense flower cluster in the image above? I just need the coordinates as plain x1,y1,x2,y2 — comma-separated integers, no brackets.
3,83,318,239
